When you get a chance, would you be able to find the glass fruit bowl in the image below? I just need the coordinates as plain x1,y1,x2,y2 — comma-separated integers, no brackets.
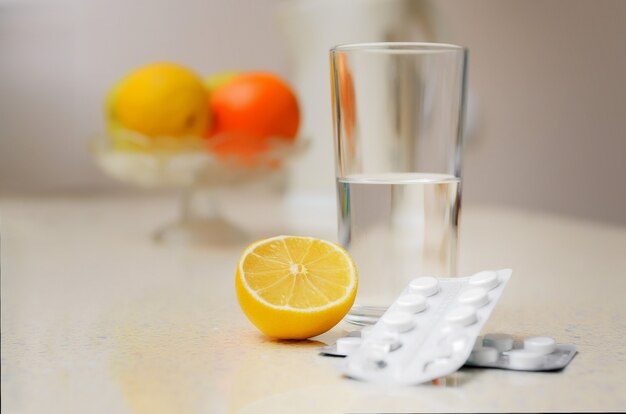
89,129,306,245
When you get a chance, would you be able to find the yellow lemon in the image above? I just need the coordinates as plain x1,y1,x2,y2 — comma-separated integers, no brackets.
112,62,210,138
104,79,122,133
104,80,145,152
236,235,358,339
203,70,240,95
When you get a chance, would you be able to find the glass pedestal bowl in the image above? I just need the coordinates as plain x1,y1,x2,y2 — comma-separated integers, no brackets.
89,131,305,246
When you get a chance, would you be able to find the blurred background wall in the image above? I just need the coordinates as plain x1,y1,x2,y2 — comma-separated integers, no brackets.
1,0,625,224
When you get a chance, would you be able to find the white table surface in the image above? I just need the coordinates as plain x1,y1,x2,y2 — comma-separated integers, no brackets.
2,192,625,413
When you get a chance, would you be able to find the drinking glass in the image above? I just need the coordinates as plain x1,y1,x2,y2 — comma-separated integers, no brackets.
330,42,467,325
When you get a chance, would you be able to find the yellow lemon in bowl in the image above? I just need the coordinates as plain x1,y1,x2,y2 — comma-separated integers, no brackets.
236,235,358,339
111,62,210,138
203,70,240,94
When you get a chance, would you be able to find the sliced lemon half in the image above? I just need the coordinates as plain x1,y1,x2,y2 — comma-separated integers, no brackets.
235,235,358,339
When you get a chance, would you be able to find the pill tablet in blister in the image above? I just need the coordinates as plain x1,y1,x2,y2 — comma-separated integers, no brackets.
423,357,455,373
409,277,439,296
458,288,489,308
337,337,362,355
369,336,403,353
483,333,514,352
360,347,388,370
382,311,414,332
396,294,427,313
338,270,514,385
469,271,499,290
445,306,477,327
524,336,556,355
507,349,545,369
360,326,374,339
442,332,470,353
462,334,578,371
469,346,499,364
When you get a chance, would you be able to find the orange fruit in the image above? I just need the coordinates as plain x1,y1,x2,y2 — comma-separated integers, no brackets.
207,72,300,158
236,235,358,339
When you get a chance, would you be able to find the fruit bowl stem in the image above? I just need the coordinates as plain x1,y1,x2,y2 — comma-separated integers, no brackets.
153,185,246,246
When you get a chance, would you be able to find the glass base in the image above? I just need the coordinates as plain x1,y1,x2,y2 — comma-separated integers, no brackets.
344,304,389,325
153,217,246,246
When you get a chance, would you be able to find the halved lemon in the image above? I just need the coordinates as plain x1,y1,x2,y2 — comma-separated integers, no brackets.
235,235,358,339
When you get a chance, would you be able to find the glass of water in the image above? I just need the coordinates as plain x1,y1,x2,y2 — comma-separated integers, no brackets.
330,42,468,325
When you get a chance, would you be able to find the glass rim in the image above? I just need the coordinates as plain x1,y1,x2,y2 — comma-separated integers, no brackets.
330,42,466,54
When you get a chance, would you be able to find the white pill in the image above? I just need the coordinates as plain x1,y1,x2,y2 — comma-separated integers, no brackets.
336,337,362,354
445,306,477,327
458,287,489,308
409,277,439,296
469,270,500,290
448,334,469,353
424,357,454,373
507,349,545,369
396,293,427,313
439,324,460,337
382,311,414,332
361,347,387,369
469,346,499,364
483,333,514,352
360,326,374,339
524,336,556,355
369,336,403,353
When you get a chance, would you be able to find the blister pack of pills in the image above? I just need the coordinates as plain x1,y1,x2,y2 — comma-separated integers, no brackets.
467,333,577,371
327,269,513,385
